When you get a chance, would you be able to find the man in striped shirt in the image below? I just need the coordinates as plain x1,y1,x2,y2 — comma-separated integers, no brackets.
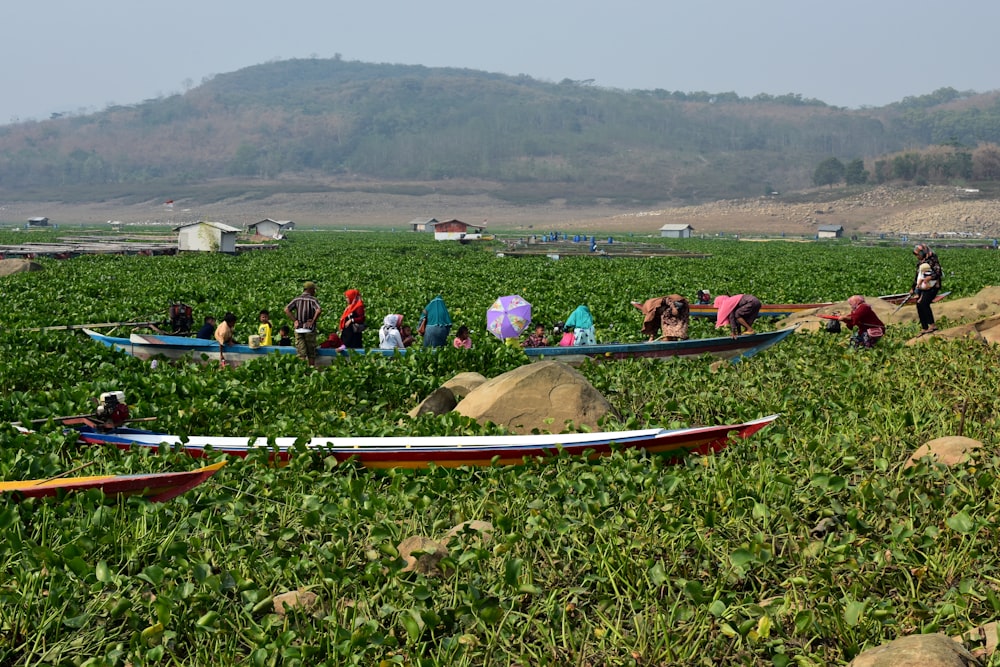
284,281,322,366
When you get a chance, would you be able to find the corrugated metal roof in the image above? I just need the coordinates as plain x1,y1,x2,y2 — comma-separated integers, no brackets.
173,221,241,233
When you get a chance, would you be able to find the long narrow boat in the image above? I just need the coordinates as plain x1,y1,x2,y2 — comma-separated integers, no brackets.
633,301,834,318
877,291,951,305
85,329,402,367
0,461,225,502
71,415,779,469
523,328,795,362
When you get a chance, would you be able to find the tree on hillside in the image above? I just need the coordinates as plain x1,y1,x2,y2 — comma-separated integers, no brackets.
844,159,868,185
973,144,1000,181
813,157,845,188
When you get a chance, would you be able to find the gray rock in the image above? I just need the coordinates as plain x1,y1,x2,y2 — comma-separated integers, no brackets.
848,633,978,666
408,386,457,418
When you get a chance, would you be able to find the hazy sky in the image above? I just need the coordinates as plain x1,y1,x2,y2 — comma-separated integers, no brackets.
5,0,999,124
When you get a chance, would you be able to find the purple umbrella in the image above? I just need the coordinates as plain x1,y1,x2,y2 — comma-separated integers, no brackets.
486,295,532,340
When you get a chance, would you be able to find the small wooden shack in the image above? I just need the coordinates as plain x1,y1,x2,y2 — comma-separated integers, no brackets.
27,217,50,228
433,219,484,241
248,219,294,239
817,224,844,239
173,221,240,253
659,224,694,239
409,218,439,232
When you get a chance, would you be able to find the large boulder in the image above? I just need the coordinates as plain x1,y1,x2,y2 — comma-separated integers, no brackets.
848,633,978,666
0,259,44,277
441,372,488,400
408,387,458,418
454,361,616,433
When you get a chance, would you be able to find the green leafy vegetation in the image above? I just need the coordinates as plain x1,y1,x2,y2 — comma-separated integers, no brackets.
1,233,999,665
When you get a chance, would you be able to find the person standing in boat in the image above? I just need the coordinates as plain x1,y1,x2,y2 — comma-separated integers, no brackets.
912,244,942,335
714,294,762,338
839,295,886,348
418,295,452,348
339,289,366,349
564,304,596,346
284,281,322,366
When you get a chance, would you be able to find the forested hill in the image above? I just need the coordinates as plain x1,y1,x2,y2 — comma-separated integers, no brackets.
1,58,999,204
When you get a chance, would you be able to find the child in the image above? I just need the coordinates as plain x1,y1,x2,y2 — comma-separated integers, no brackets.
400,325,415,348
522,323,549,348
276,325,292,346
453,325,472,349
257,309,273,346
916,262,937,292
319,331,344,349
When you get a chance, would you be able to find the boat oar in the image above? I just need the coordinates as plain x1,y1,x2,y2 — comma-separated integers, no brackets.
27,320,160,332
892,292,915,315
31,461,96,485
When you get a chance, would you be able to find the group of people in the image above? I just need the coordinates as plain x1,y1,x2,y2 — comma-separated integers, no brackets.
196,243,943,364
632,243,942,350
831,243,942,348
199,284,473,367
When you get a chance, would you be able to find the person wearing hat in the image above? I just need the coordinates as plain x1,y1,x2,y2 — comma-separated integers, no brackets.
912,244,942,335
284,281,322,365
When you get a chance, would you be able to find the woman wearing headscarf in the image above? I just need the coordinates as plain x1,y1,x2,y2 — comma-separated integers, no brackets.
912,244,942,335
638,295,689,341
378,314,405,350
564,304,596,346
418,296,452,348
339,289,366,349
839,295,885,348
714,294,762,338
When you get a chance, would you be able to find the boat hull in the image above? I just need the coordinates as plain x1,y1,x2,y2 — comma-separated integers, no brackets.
687,303,833,318
0,462,225,502
85,330,401,367
523,328,794,362
878,291,951,305
73,416,778,469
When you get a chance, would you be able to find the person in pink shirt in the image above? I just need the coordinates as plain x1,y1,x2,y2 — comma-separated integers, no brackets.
452,325,472,349
714,294,762,338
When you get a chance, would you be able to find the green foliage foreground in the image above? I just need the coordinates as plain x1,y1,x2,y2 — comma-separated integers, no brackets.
2,233,1000,666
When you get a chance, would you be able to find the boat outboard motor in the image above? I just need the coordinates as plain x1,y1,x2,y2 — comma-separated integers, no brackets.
168,302,194,334
95,391,130,427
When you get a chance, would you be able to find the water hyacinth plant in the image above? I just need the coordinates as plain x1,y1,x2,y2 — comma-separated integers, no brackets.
0,231,999,666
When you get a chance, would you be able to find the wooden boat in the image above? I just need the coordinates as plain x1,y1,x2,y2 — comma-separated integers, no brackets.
85,329,402,367
523,328,795,362
878,291,951,305
71,415,779,469
0,461,224,502
631,300,833,318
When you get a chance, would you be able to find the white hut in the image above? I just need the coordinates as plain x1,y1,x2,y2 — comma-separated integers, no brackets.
248,218,295,239
409,218,439,232
659,223,694,238
817,224,844,239
173,221,240,253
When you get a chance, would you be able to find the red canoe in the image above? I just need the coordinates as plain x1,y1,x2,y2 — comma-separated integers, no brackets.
0,461,225,502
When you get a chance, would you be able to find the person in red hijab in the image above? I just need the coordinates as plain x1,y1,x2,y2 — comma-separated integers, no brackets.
339,289,366,349
839,295,885,348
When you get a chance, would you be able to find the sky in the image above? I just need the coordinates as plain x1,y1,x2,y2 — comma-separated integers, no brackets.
5,0,1000,124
